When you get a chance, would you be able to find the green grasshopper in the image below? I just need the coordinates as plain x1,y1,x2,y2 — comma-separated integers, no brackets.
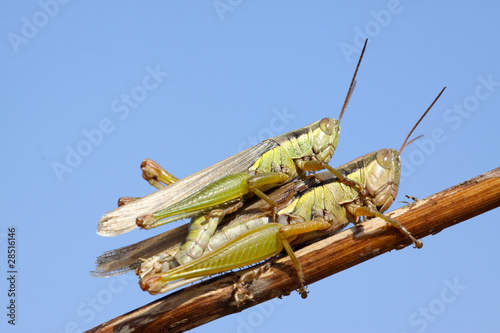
96,41,368,238
92,87,444,298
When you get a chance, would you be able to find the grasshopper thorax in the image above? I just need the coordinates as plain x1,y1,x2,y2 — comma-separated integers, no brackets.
364,148,401,213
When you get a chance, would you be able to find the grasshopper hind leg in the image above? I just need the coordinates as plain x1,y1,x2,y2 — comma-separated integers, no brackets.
235,220,334,300
138,171,290,229
140,220,332,297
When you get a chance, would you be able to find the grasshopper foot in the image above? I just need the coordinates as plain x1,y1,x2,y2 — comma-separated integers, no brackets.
414,240,423,249
299,288,309,299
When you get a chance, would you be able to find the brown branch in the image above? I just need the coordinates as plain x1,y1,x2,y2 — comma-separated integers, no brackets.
86,167,500,333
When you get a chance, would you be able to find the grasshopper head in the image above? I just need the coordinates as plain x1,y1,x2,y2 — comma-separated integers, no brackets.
310,117,341,164
362,88,445,215
364,148,401,213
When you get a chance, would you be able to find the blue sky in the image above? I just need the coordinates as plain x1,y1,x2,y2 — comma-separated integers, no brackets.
1,1,499,332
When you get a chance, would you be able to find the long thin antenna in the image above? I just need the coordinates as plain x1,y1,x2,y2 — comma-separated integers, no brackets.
399,87,446,153
338,38,368,123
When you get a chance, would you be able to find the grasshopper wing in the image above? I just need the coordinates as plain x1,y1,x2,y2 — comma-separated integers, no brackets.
97,140,278,236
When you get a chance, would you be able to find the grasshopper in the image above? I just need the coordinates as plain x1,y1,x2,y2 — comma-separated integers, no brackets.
92,87,445,298
96,40,369,237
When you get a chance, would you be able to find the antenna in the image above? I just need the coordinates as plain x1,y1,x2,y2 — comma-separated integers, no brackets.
338,38,367,123
399,87,446,153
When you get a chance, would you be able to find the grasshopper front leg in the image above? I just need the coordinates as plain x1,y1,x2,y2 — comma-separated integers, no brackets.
140,220,332,298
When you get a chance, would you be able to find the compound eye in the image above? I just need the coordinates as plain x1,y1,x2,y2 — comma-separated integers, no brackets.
319,118,337,135
376,149,393,169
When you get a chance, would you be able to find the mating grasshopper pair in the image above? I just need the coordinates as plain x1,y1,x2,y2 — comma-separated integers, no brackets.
93,40,444,299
